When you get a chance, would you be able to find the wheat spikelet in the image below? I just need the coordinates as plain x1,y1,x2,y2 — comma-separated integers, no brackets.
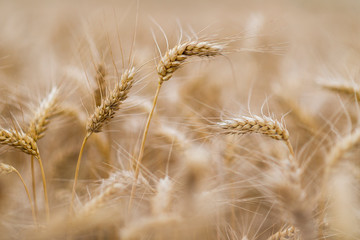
267,226,300,240
217,115,289,141
86,67,136,134
28,87,59,141
157,41,223,82
0,128,39,156
319,81,360,101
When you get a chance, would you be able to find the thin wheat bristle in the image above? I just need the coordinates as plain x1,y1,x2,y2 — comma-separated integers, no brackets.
0,128,39,156
0,163,15,175
94,64,107,107
28,87,59,141
319,81,360,101
157,41,223,82
217,115,289,141
86,67,136,134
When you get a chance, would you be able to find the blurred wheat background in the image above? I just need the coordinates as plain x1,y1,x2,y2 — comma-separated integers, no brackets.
1,0,360,239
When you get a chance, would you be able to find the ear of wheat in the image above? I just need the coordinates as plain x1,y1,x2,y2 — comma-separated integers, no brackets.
157,41,223,82
86,67,136,134
28,87,59,141
0,128,39,156
217,115,289,141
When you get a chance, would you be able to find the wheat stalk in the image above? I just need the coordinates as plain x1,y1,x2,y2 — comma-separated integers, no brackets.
0,163,37,224
217,115,294,156
70,68,136,213
130,40,224,210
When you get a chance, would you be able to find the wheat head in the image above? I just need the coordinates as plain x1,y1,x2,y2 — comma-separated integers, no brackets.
28,87,59,141
0,128,39,157
217,115,289,141
157,41,223,82
86,67,135,134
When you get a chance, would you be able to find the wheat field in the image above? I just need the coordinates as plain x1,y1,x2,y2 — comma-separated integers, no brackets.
0,0,360,239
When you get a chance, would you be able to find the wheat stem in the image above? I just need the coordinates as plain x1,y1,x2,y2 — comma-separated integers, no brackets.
70,134,89,214
13,167,37,225
36,155,49,221
129,82,163,210
30,156,38,221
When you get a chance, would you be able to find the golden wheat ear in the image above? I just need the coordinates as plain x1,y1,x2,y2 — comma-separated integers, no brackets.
157,41,224,82
217,115,294,156
70,67,136,213
28,87,59,141
86,67,136,134
0,128,39,156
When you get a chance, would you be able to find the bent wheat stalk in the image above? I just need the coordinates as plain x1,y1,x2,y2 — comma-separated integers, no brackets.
0,163,37,224
0,128,49,221
129,41,223,210
217,115,294,156
70,68,136,213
